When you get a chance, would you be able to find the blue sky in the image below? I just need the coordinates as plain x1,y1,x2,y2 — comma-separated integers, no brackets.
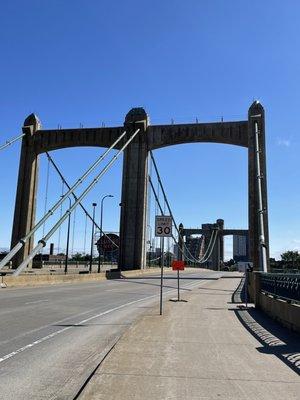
1,0,300,259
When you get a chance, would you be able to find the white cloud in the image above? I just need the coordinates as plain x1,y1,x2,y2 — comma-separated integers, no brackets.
277,138,290,147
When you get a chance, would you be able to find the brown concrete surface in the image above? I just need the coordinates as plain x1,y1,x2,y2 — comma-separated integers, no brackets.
259,293,300,334
79,277,300,400
247,272,300,333
0,267,163,288
2,271,107,287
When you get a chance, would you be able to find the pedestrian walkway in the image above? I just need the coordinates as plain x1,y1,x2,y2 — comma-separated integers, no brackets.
79,276,300,400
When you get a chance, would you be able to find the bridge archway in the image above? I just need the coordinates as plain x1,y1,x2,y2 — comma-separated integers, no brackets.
12,101,269,271
181,220,249,270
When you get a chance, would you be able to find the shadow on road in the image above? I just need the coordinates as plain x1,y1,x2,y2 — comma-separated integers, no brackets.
234,306,300,375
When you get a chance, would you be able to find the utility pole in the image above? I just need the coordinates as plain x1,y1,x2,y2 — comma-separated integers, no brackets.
89,203,97,273
147,224,152,268
64,197,71,275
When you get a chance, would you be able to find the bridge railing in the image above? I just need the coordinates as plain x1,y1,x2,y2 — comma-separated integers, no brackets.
260,273,300,304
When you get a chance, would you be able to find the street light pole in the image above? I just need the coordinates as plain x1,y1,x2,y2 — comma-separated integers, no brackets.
147,224,152,268
89,203,97,273
98,194,114,273
64,197,72,275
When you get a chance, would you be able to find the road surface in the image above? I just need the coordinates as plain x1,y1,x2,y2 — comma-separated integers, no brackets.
0,269,221,399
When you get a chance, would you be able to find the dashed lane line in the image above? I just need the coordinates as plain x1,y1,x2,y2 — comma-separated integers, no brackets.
0,279,209,364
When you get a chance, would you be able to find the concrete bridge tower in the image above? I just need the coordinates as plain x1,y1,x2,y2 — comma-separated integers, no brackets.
10,102,269,271
118,108,149,270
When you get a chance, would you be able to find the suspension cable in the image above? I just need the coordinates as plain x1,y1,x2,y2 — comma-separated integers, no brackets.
0,133,25,151
45,151,118,249
149,151,200,261
13,129,140,275
181,229,218,264
42,155,50,238
71,207,76,256
0,130,126,271
83,214,88,254
196,229,219,263
148,169,201,263
184,228,219,264
149,150,220,264
148,169,218,264
148,175,202,263
149,255,162,263
57,181,64,254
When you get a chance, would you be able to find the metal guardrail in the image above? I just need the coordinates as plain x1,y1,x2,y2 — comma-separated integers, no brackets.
270,268,300,274
260,273,300,304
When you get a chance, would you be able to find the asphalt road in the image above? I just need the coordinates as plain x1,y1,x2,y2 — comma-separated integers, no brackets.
0,269,222,400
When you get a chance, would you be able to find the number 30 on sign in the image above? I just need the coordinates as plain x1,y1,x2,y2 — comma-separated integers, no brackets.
155,216,172,237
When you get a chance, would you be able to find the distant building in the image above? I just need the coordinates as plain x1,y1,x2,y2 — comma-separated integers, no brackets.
233,234,249,262
173,244,179,259
32,242,66,262
155,247,162,257
96,233,119,262
185,236,205,260
33,254,65,262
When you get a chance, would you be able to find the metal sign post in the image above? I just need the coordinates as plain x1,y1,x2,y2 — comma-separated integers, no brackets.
155,215,172,315
160,236,164,315
177,270,180,301
171,260,185,302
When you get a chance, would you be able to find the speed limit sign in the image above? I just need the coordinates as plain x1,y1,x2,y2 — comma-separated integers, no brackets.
155,216,172,237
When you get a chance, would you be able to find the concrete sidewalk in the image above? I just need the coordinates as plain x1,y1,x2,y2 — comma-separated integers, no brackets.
79,276,300,400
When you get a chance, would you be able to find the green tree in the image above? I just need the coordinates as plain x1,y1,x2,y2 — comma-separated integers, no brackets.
71,252,90,261
280,251,300,263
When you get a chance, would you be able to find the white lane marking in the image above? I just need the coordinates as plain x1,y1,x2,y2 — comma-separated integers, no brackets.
25,299,49,305
0,295,157,364
0,305,105,347
0,279,207,364
0,276,204,346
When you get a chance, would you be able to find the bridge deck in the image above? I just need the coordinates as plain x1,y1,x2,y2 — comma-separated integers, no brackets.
80,274,300,399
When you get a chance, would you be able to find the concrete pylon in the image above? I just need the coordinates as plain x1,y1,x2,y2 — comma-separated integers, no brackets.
118,108,149,270
216,219,224,264
11,114,41,268
248,101,269,271
211,234,221,271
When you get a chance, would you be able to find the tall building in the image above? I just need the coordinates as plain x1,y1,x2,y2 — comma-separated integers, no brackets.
173,244,179,259
233,234,249,262
185,236,205,260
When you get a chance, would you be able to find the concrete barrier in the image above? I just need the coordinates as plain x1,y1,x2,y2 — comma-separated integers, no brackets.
248,271,300,333
1,267,163,288
2,272,107,288
1,267,205,288
121,267,162,278
258,292,300,333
